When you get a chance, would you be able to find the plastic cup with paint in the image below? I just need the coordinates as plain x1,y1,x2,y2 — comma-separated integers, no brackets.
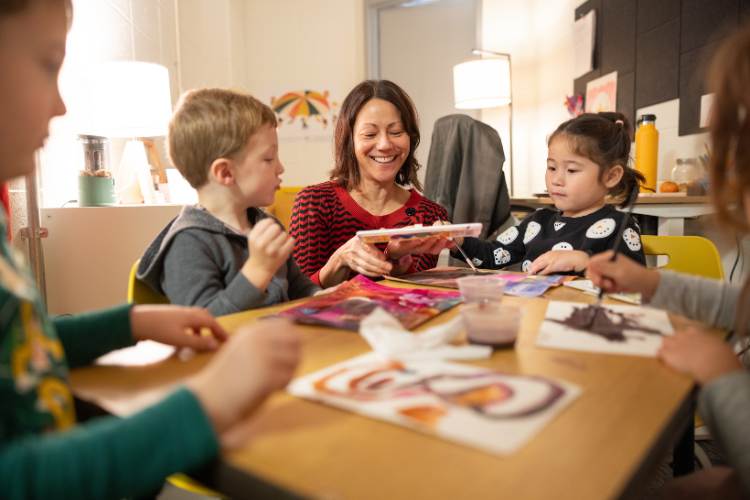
461,302,524,348
456,276,507,304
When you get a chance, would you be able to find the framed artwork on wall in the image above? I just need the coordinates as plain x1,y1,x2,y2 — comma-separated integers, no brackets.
585,71,617,113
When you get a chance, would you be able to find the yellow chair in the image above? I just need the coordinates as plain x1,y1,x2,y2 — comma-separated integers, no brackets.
264,186,303,230
127,260,170,304
641,235,724,279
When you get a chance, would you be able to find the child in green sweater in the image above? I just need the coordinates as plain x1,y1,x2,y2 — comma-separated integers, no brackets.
0,1,300,499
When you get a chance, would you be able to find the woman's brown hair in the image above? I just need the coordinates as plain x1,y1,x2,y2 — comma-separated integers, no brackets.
707,27,750,338
546,112,645,208
330,80,422,191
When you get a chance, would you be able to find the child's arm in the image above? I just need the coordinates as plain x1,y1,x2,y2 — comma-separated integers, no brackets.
243,218,296,293
458,219,530,270
54,305,227,369
0,320,299,500
587,251,739,330
161,232,270,316
658,327,743,386
0,387,218,500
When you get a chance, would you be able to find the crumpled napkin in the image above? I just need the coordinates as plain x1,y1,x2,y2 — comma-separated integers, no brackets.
359,307,492,361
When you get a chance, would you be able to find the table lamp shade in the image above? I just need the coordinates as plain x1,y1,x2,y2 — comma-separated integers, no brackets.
89,61,172,137
453,58,511,109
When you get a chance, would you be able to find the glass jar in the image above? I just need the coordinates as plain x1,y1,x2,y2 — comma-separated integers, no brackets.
671,158,701,192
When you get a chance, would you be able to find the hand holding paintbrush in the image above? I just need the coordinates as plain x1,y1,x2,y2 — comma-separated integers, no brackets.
585,187,640,328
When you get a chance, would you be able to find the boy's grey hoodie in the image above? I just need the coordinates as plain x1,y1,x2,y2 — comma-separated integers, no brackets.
136,205,320,317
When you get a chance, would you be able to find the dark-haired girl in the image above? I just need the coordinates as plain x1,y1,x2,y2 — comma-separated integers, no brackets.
289,80,452,288
436,112,646,275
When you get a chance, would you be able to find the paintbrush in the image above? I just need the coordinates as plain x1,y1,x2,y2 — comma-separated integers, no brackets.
586,186,640,328
438,219,480,272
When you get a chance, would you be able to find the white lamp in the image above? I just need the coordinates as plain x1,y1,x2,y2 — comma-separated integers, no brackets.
453,57,511,109
88,61,172,204
453,51,514,195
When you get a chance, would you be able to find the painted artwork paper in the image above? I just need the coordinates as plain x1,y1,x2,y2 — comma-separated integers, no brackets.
536,301,674,357
288,352,581,456
385,266,574,298
585,71,618,113
276,275,461,331
263,85,341,142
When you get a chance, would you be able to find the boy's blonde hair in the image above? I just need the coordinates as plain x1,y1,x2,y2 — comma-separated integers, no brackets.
168,88,277,188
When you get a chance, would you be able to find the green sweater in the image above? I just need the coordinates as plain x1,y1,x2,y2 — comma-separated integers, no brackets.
0,216,219,499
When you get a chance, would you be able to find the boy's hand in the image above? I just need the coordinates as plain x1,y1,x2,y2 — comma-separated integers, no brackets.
188,319,300,435
243,218,296,292
586,250,660,300
657,327,743,386
130,305,227,351
528,250,589,275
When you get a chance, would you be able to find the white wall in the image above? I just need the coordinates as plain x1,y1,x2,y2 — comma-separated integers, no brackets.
481,0,579,197
242,0,366,188
379,0,478,187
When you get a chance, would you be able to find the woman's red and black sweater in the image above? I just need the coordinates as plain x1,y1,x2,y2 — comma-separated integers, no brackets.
289,181,448,286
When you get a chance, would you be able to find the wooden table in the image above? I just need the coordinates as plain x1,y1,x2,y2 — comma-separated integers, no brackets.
69,283,715,500
511,196,715,236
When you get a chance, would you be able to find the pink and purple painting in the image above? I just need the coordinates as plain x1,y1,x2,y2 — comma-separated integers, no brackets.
276,275,461,331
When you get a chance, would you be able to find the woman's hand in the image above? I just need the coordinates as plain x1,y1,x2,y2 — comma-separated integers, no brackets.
586,250,660,300
243,218,296,292
188,319,300,436
431,220,460,248
387,235,453,258
336,236,393,277
657,327,743,386
528,250,589,275
130,305,228,351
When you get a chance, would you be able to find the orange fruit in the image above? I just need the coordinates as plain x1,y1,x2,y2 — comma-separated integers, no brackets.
660,181,679,193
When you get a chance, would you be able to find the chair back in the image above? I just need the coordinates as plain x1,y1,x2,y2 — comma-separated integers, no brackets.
265,186,303,230
641,235,724,279
127,260,170,304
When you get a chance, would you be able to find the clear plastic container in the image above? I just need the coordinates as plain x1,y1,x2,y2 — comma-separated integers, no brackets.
461,302,523,348
671,158,701,192
456,276,507,304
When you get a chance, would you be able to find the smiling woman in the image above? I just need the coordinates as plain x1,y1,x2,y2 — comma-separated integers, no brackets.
289,80,451,288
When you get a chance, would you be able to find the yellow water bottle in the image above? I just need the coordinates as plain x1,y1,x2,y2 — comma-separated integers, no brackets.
635,114,658,192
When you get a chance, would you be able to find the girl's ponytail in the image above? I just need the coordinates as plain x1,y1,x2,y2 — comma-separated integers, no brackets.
547,111,644,208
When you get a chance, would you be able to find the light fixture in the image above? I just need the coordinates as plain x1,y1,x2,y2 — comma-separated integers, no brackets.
452,49,514,195
88,61,172,204
453,56,511,109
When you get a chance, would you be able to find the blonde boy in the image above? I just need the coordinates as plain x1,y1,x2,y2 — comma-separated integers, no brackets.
137,88,320,315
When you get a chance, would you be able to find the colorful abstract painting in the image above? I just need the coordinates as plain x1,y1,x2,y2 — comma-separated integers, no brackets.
276,275,461,331
288,352,581,456
385,266,575,298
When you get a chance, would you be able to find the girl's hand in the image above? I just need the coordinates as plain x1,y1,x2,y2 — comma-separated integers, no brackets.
188,319,300,434
528,250,589,275
335,236,392,277
130,305,228,351
243,218,296,292
657,327,743,386
586,250,660,300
